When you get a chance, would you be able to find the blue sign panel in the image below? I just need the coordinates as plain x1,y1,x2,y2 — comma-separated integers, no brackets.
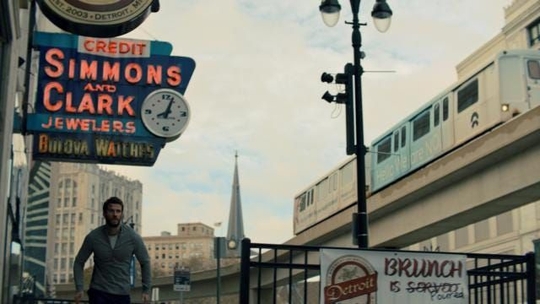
28,32,196,166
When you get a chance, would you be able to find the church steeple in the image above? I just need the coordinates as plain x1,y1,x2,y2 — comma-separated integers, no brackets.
225,151,245,256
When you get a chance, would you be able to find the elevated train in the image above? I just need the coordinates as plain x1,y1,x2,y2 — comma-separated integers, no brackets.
294,49,540,235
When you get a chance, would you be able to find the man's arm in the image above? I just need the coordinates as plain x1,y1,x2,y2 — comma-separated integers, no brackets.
134,234,152,295
73,235,93,292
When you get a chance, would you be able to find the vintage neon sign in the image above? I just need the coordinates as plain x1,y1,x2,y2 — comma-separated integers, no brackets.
27,32,196,166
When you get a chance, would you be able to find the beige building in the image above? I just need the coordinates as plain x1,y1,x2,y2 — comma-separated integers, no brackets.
406,0,540,256
143,223,216,277
47,162,143,285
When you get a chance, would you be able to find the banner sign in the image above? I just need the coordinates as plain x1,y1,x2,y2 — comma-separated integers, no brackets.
320,249,468,304
28,32,196,166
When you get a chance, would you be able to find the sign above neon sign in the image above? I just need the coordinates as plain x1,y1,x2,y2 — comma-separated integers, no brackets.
27,32,196,166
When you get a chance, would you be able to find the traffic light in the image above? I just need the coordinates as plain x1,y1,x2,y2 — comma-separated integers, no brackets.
321,63,355,155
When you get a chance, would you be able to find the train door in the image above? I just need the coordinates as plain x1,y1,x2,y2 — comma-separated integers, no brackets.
371,134,394,192
526,59,540,108
409,107,433,170
453,76,488,145
439,96,454,150
392,124,410,177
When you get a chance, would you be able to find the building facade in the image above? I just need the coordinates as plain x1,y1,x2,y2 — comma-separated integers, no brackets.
47,162,143,285
143,223,216,277
0,0,32,302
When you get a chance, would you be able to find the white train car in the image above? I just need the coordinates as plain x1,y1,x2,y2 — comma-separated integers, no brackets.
293,49,540,235
294,155,367,235
370,49,540,192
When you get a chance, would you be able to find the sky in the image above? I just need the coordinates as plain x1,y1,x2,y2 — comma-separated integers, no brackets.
104,0,515,244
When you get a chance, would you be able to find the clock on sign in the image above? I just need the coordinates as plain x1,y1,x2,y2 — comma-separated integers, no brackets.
141,89,191,140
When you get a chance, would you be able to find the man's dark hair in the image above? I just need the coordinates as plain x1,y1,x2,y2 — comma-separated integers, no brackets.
103,196,124,212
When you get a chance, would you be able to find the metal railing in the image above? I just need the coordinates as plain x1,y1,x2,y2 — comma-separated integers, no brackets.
240,238,536,304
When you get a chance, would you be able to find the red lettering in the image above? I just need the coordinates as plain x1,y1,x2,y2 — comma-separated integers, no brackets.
44,48,64,78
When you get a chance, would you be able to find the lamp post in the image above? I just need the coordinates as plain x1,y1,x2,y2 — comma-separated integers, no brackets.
319,0,392,248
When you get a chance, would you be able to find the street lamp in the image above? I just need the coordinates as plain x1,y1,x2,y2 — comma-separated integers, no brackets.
319,0,393,248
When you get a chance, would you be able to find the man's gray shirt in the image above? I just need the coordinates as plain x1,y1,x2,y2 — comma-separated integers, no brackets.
73,224,151,295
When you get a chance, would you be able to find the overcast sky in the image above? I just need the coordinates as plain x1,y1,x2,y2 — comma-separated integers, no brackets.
105,0,515,244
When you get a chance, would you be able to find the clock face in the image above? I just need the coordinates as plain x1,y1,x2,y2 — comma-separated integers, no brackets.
141,89,191,139
228,240,237,249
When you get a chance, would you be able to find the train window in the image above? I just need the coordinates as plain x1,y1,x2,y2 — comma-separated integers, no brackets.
318,179,329,200
528,60,540,79
341,162,354,185
307,189,314,206
299,196,306,211
376,137,391,163
393,132,399,152
457,79,478,113
401,126,406,147
434,103,440,127
443,97,449,121
413,110,430,141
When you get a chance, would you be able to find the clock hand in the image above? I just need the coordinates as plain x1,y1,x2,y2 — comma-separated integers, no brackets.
157,99,174,118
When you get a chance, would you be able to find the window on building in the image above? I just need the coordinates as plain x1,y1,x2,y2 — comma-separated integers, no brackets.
474,219,490,242
455,226,469,248
496,211,513,235
528,18,540,47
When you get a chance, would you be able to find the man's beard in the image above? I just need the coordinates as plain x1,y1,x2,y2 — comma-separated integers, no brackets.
106,218,121,227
